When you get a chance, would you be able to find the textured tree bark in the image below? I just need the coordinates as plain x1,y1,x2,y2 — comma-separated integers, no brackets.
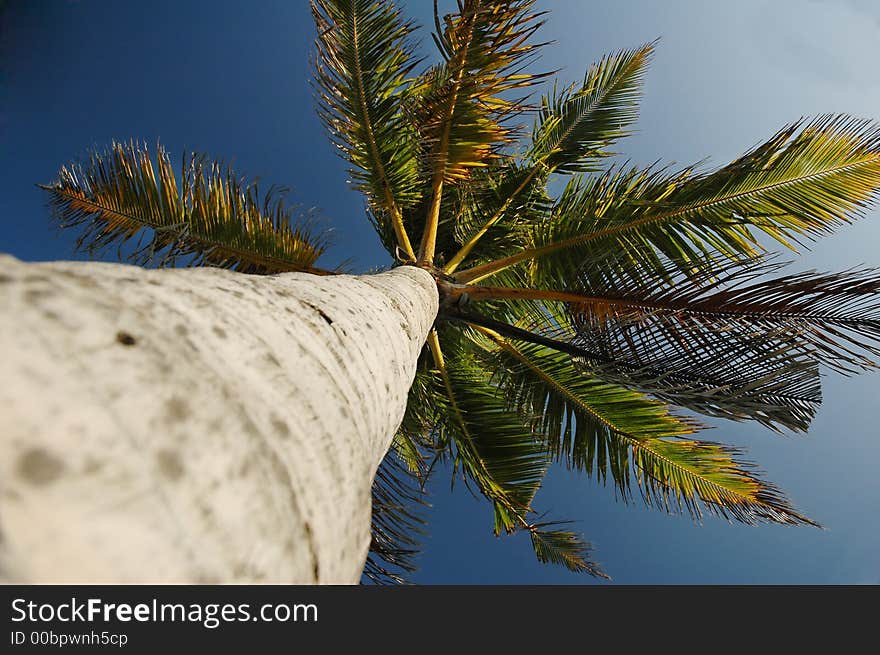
0,255,438,584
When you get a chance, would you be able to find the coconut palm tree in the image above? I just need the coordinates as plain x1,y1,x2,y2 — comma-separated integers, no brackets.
4,0,880,583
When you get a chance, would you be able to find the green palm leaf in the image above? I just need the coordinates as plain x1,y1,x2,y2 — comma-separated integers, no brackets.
442,301,822,433
432,331,548,533
442,41,653,271
474,332,816,525
312,0,422,257
427,330,605,574
528,41,654,173
455,115,880,283
528,523,607,577
446,164,551,265
42,142,327,274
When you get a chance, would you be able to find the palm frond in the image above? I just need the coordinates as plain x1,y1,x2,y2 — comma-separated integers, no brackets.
415,0,548,263
41,142,328,274
441,42,653,271
442,301,822,432
456,164,699,283
429,330,548,533
312,0,422,257
528,42,654,173
447,247,880,430
363,451,430,585
444,163,551,268
470,330,816,525
425,330,606,574
572,323,823,432
567,255,880,375
528,522,607,578
678,115,880,250
422,0,548,180
455,115,880,284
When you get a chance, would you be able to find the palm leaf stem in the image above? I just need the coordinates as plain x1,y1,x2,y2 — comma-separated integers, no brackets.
440,307,617,364
348,5,416,259
443,165,542,273
417,3,479,265
446,284,611,304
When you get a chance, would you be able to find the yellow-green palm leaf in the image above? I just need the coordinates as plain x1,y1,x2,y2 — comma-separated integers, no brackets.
42,141,327,274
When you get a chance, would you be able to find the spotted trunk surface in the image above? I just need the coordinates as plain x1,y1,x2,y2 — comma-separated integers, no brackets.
0,256,438,583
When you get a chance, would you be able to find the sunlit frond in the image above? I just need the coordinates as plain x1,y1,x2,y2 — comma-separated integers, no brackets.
419,0,548,181
312,0,422,257
416,0,549,263
455,115,880,284
528,42,654,173
42,142,327,274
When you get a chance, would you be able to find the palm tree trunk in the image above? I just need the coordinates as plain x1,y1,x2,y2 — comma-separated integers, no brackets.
0,254,438,583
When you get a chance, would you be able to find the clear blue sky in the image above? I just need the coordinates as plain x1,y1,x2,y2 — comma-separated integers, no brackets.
2,0,878,584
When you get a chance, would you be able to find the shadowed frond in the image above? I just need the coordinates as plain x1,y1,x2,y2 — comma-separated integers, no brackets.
449,251,880,429
528,42,654,173
528,522,607,577
312,0,422,257
363,451,430,585
455,115,880,283
572,322,823,432
567,256,880,375
41,142,328,274
425,330,606,574
394,357,448,474
442,302,822,432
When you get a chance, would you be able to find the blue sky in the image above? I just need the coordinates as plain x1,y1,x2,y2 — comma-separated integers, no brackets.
2,0,878,584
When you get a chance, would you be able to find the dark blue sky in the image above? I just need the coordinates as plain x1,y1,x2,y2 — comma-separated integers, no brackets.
2,0,878,584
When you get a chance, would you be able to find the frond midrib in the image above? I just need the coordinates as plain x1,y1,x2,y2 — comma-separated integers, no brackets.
49,187,330,275
542,51,638,157
455,153,880,283
348,5,415,258
426,330,531,517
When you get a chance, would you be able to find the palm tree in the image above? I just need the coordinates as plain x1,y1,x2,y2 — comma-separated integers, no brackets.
3,0,880,583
